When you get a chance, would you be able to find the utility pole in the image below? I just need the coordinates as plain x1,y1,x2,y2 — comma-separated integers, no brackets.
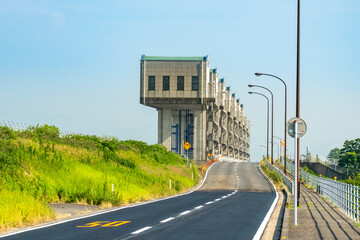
296,0,301,207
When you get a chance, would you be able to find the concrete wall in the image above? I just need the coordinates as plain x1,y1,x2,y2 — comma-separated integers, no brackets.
140,59,210,103
301,162,347,180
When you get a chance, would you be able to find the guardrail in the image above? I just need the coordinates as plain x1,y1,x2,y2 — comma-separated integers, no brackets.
284,159,360,223
266,160,294,194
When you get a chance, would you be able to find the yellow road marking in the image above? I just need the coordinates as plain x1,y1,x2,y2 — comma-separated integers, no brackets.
77,221,131,228
101,221,131,227
77,221,110,228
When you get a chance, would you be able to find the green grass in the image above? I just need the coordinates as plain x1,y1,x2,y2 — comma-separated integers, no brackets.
259,159,284,191
0,189,55,230
0,125,200,231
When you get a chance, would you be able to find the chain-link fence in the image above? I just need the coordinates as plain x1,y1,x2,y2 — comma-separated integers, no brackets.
0,120,80,137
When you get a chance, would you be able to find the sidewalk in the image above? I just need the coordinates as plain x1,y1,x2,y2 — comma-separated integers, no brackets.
281,181,360,239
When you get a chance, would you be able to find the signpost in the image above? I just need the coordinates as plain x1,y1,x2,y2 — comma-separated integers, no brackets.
183,142,191,165
287,117,307,138
287,117,307,226
183,142,191,150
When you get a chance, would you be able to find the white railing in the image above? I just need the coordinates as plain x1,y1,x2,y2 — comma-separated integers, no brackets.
285,159,360,223
266,160,294,194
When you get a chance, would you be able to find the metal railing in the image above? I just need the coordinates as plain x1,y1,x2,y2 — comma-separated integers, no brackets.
285,159,360,223
266,160,294,194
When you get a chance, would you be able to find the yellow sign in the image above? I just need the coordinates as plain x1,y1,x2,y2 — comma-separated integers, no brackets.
183,142,191,150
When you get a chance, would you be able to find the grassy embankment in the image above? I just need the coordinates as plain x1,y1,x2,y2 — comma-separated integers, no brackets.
259,159,284,191
0,125,200,232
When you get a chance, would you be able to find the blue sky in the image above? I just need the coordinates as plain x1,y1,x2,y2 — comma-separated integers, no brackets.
1,0,359,161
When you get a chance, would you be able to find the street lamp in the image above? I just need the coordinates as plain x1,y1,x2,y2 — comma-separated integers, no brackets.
260,145,267,160
255,73,288,174
248,84,274,164
273,136,283,163
272,142,280,161
248,91,270,162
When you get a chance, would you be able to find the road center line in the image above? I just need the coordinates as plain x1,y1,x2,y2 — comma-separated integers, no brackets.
179,210,191,216
160,217,175,223
194,205,203,210
205,201,213,205
214,198,221,201
132,226,152,234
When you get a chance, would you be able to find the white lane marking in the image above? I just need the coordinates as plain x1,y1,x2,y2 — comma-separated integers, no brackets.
160,217,175,223
132,226,152,234
205,201,213,205
214,198,221,201
179,210,191,216
222,196,227,199
194,205,203,210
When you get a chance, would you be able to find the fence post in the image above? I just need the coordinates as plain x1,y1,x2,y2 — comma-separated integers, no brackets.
357,186,359,222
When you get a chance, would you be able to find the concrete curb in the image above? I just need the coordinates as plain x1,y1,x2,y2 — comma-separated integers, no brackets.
254,163,280,240
280,187,291,239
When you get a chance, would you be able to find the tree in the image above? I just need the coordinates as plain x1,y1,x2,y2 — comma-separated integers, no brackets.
328,147,341,160
339,152,357,167
328,138,360,175
342,138,360,155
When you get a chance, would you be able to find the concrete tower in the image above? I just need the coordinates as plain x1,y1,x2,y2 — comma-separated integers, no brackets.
140,55,250,162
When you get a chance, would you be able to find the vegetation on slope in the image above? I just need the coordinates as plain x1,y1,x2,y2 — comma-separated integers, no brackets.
259,159,284,191
0,125,199,231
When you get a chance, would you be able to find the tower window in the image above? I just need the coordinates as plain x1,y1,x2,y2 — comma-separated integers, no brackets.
192,76,199,91
177,76,184,91
163,76,170,91
148,76,155,90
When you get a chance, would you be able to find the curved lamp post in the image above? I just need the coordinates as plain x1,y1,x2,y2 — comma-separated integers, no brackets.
255,73,287,174
248,91,270,163
248,84,274,164
272,142,280,161
273,136,283,163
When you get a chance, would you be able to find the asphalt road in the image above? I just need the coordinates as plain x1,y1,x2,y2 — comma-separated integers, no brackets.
1,162,276,240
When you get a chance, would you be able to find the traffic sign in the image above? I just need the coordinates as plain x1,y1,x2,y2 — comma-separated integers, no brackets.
183,142,191,150
218,143,221,147
287,117,307,138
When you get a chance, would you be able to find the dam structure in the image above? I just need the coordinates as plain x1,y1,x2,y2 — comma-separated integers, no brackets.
140,55,250,162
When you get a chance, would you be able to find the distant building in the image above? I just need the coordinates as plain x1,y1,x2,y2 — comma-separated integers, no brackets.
140,55,250,162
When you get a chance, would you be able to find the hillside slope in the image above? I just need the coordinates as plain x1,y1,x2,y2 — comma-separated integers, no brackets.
0,125,199,231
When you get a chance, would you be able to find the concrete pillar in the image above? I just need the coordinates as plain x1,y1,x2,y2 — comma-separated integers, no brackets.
193,109,207,162
157,109,172,151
